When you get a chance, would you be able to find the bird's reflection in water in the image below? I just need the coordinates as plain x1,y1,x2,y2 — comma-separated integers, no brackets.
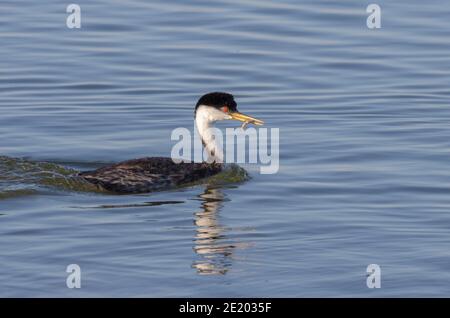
192,186,243,275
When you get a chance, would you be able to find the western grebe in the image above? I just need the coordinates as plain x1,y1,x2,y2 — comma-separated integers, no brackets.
78,92,264,193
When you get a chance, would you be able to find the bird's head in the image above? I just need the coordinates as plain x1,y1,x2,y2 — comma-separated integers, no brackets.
194,92,264,163
194,92,264,126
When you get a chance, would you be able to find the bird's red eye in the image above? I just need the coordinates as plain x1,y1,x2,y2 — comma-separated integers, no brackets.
222,106,229,113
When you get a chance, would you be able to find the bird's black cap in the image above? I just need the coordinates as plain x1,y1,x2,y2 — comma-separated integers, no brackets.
195,92,237,113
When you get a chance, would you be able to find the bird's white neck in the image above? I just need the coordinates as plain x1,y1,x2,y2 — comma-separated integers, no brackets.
195,105,230,163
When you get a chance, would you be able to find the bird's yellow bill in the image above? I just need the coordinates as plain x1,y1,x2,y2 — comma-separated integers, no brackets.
229,112,264,126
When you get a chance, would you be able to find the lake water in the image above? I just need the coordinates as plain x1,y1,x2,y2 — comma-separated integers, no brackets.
1,0,450,297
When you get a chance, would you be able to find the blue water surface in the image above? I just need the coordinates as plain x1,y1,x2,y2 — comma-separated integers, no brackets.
1,0,450,296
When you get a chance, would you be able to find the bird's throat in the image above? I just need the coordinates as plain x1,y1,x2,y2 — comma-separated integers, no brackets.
195,107,224,163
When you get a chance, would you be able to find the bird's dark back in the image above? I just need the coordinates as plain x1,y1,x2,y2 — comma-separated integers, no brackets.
78,157,223,194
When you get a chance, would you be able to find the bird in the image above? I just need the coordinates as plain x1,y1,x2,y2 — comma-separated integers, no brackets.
77,92,264,194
